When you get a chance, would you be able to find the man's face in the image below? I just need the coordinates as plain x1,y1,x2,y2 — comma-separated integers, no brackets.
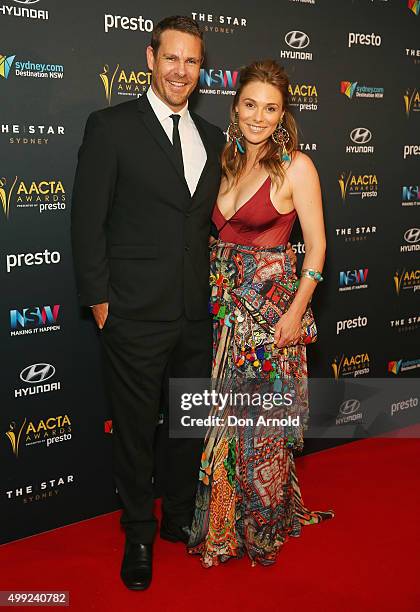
146,29,202,112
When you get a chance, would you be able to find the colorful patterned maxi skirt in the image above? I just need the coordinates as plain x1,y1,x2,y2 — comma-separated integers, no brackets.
187,241,334,567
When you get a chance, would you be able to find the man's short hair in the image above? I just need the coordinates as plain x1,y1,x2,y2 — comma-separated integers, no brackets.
151,15,204,58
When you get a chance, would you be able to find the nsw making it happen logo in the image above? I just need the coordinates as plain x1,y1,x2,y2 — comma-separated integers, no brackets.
10,303,61,337
339,268,368,291
402,185,420,206
199,68,239,96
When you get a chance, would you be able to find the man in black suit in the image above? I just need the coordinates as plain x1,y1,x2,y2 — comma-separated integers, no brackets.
71,16,225,590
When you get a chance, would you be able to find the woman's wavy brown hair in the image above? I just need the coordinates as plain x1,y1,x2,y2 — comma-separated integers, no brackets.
221,59,298,190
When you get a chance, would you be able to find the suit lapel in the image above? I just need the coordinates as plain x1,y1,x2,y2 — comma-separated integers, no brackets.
137,94,190,197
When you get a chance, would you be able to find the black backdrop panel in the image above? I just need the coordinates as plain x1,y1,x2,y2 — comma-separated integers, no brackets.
0,0,418,543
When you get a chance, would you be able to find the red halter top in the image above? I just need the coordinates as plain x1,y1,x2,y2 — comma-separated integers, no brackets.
211,175,297,247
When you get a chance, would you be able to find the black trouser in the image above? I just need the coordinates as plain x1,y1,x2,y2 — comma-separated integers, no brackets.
100,312,212,543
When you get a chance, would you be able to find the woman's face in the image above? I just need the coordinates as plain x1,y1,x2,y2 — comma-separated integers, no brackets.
235,81,284,147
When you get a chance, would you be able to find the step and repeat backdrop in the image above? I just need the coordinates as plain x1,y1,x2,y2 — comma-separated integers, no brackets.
0,0,419,543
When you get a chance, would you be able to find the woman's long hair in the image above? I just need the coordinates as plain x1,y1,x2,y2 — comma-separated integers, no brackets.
221,60,298,191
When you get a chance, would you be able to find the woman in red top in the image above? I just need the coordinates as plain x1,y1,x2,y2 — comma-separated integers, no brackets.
188,60,334,567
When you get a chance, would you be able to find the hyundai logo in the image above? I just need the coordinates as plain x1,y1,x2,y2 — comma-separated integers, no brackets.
404,228,420,244
20,363,55,384
350,128,372,144
13,1,40,4
285,31,310,49
339,399,361,415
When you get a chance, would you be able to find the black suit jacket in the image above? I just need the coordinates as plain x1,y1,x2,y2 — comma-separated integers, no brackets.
71,94,225,320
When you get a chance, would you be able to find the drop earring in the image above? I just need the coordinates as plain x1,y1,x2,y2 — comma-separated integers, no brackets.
272,117,290,162
227,111,245,156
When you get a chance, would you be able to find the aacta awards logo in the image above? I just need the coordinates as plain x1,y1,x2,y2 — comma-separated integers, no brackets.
331,353,370,379
394,268,420,294
0,175,18,219
99,64,151,105
288,83,318,112
0,175,65,218
6,414,71,458
338,171,378,202
403,88,420,117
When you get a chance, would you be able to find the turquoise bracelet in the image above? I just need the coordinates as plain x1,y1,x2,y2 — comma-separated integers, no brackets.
301,268,324,282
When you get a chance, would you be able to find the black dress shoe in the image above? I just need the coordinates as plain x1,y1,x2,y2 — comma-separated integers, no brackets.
120,540,152,590
160,518,191,544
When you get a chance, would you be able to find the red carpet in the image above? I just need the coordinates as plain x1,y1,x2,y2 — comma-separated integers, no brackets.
1,434,419,611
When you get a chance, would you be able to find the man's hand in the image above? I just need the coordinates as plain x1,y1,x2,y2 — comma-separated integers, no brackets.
92,302,109,329
285,241,297,274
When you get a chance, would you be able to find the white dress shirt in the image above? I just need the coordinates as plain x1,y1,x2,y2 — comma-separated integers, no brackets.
146,86,207,196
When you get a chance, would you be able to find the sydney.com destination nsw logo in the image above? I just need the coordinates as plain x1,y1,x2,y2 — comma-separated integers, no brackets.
0,52,63,80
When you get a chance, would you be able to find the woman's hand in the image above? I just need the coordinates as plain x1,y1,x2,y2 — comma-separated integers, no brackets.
273,310,302,348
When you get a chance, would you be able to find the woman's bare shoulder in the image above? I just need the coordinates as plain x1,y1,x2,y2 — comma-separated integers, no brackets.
288,150,317,172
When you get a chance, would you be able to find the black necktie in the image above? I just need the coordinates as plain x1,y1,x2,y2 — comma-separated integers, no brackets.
170,114,184,176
